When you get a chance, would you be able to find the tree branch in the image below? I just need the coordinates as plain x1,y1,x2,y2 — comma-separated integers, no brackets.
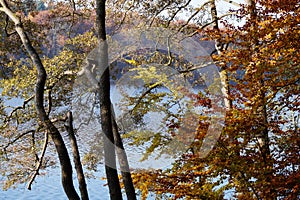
1,129,35,152
27,131,48,190
3,95,35,126
166,0,192,27
4,14,16,36
177,1,211,33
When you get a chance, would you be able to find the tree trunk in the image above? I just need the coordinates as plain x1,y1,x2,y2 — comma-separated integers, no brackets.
95,0,123,199
111,112,137,200
246,2,273,198
66,111,89,200
209,0,232,111
0,1,80,199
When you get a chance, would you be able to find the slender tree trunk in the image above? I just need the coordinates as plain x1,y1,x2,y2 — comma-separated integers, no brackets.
246,2,273,198
111,112,137,200
209,0,232,110
95,0,123,199
66,111,89,200
0,1,80,199
245,0,271,165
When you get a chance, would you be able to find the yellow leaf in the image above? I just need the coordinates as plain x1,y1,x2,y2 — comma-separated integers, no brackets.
124,58,139,66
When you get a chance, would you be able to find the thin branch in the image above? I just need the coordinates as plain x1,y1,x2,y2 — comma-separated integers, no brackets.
4,14,16,36
70,0,76,11
67,0,77,38
75,99,96,131
166,0,192,27
3,95,35,125
179,12,237,41
222,0,241,7
1,130,35,151
179,61,216,73
27,131,49,190
177,1,211,33
149,2,173,26
110,4,134,35
46,89,52,116
31,130,39,162
129,83,162,115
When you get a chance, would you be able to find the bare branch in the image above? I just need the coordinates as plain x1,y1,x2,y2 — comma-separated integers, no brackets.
75,97,97,131
149,2,173,26
110,4,134,35
3,95,35,126
4,14,16,36
27,131,49,190
46,89,52,116
1,129,35,151
223,0,241,7
179,62,216,73
179,12,237,40
177,1,211,33
67,0,77,38
166,0,192,27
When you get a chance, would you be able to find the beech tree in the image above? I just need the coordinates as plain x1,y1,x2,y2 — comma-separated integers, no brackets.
111,0,299,199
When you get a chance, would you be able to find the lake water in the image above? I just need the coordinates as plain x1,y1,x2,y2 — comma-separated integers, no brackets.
0,166,164,200
0,167,112,200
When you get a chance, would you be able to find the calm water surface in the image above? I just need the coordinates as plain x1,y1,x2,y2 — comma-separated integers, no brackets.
0,167,110,200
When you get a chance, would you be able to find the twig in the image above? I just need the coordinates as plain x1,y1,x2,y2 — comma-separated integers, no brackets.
27,131,49,190
1,129,35,151
3,95,35,125
129,83,162,115
166,0,192,27
4,14,16,36
46,89,52,116
149,2,172,27
222,0,241,7
177,1,211,33
179,61,216,73
75,97,96,131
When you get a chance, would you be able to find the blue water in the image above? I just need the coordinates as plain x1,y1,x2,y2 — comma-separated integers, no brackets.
0,167,111,200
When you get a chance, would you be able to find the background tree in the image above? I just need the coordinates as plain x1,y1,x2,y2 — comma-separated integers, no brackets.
114,0,299,199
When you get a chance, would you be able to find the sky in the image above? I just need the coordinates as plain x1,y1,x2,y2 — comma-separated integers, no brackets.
177,0,248,26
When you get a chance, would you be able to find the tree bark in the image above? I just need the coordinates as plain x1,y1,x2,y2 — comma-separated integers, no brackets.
95,0,123,199
0,1,80,199
66,111,89,200
209,0,232,110
111,113,137,200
